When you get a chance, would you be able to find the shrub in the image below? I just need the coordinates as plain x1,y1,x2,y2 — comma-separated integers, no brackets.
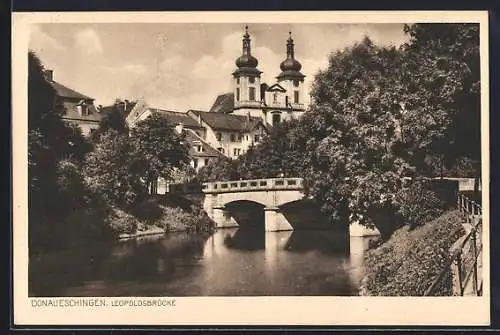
360,210,465,296
394,179,446,229
109,209,140,235
131,198,163,223
154,204,215,233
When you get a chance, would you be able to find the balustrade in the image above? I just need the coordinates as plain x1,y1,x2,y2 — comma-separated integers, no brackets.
202,178,303,193
234,100,263,108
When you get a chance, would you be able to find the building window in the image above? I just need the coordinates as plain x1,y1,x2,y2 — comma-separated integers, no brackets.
197,145,204,153
236,88,240,101
293,79,300,87
233,148,241,156
237,134,243,141
272,113,281,127
205,158,209,166
230,133,237,142
294,91,299,103
249,77,255,84
273,92,278,104
216,132,222,141
236,77,240,84
218,147,225,154
246,135,249,141
254,135,260,143
193,159,198,169
249,87,255,101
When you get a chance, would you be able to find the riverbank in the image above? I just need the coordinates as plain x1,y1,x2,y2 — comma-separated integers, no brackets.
359,210,465,296
119,226,166,240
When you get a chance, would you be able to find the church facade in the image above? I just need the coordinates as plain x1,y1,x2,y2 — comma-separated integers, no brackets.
230,26,307,128
127,26,308,174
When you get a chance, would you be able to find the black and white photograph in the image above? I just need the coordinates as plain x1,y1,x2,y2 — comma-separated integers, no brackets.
12,11,490,325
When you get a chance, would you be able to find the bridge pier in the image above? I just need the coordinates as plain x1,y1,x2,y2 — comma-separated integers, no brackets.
212,206,239,229
264,207,293,232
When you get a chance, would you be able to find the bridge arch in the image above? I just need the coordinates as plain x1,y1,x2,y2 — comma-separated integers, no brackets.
223,200,266,229
202,178,305,232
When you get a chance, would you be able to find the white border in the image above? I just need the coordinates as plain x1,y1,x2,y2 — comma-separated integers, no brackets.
12,11,490,326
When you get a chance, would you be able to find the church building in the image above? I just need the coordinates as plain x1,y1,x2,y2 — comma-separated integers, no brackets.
192,26,308,158
127,26,308,171
230,26,307,127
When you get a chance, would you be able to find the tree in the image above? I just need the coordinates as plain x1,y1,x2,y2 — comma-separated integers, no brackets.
196,157,238,182
400,24,481,181
84,130,147,209
232,117,316,180
90,99,129,142
28,51,91,218
28,51,101,253
304,37,412,239
129,114,190,192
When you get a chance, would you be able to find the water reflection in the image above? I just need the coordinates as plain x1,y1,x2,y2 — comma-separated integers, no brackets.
283,230,350,255
223,228,265,250
30,228,375,297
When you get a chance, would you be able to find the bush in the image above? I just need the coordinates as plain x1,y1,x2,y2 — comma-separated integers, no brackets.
360,210,465,296
154,204,215,233
394,179,446,229
131,198,163,223
109,209,140,235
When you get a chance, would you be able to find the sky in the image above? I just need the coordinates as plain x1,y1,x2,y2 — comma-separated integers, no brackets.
29,23,410,111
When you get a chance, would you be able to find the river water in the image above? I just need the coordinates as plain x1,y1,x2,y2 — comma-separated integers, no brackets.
29,229,378,297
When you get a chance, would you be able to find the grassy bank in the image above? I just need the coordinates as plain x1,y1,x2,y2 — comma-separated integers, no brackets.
30,196,215,258
112,196,215,238
360,210,465,296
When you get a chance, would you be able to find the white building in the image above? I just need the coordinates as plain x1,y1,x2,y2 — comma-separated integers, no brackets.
182,26,308,158
127,26,309,165
230,27,307,127
186,110,267,159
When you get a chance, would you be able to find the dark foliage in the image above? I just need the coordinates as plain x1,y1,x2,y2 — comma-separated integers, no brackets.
360,210,465,296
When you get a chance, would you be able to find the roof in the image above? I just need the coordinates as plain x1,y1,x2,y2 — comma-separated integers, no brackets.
276,70,306,80
152,109,203,129
189,110,265,132
208,93,234,114
266,83,287,92
184,129,227,159
50,81,94,101
61,101,101,123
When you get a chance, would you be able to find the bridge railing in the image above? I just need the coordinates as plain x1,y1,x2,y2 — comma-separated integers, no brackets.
202,178,304,193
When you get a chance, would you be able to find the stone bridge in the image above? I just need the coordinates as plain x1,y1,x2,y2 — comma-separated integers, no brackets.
202,178,329,232
167,177,379,235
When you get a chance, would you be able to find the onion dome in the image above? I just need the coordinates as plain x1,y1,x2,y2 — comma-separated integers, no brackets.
277,32,305,80
233,26,262,76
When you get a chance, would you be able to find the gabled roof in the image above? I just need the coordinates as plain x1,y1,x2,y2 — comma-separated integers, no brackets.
61,101,101,123
267,83,287,92
152,109,203,129
50,81,94,101
209,93,234,114
184,129,227,159
189,110,265,132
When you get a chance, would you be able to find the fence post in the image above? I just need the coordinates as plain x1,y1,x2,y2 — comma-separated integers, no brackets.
457,252,464,296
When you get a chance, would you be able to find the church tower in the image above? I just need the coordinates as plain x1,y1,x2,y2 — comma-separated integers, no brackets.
232,26,264,119
276,32,306,113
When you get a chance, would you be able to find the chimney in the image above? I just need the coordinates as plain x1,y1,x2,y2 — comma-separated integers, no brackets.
44,69,53,82
175,122,184,134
